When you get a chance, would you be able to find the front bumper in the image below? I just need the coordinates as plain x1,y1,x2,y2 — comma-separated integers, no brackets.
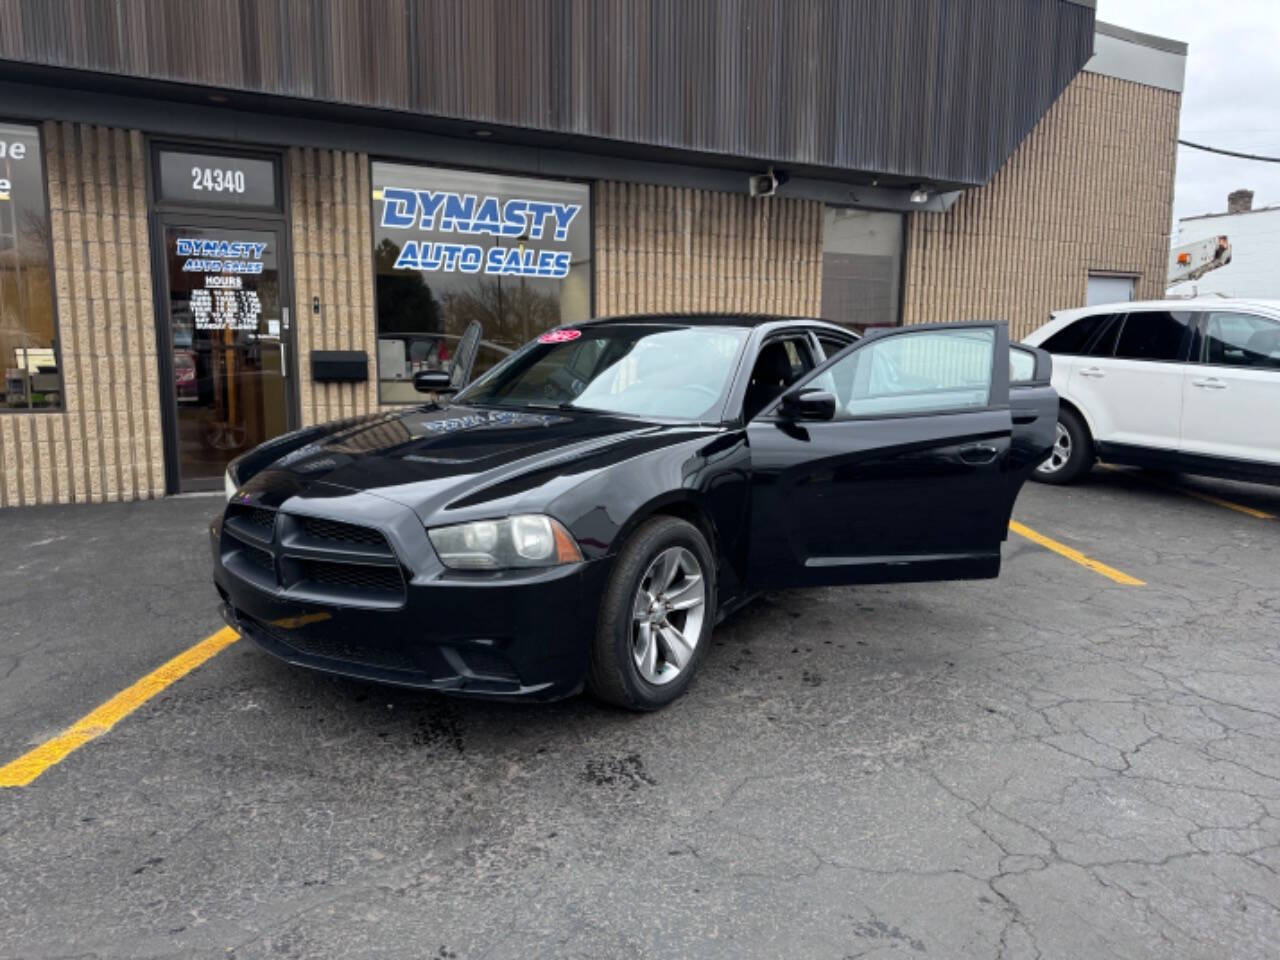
212,496,611,701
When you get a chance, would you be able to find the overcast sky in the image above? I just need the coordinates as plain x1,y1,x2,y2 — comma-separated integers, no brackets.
1095,0,1280,232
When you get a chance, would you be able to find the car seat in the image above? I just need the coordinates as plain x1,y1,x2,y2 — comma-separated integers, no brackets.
743,342,798,421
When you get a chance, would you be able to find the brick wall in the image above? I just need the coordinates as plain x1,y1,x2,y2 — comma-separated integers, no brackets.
288,147,380,426
902,71,1181,341
594,181,824,316
0,122,163,508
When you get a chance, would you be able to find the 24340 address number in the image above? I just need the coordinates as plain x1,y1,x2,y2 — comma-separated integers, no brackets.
191,166,246,194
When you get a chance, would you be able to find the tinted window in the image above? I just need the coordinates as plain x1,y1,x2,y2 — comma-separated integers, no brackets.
1041,312,1118,355
1114,311,1191,362
1200,312,1280,370
809,328,995,419
457,324,748,420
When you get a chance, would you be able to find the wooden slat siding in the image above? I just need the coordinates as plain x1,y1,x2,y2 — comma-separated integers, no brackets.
0,0,1093,191
902,72,1180,342
593,181,823,318
288,147,377,428
0,121,160,509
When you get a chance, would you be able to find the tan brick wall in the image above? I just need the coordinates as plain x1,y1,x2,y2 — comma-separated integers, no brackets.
594,181,824,316
288,148,380,426
902,71,1181,341
0,122,162,508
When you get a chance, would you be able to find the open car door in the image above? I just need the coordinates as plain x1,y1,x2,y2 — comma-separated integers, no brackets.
746,322,1023,588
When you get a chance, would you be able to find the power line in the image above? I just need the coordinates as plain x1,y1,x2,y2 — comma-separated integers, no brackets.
1178,139,1280,163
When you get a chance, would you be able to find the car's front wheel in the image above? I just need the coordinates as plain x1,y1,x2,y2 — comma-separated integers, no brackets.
1032,408,1094,485
587,516,716,711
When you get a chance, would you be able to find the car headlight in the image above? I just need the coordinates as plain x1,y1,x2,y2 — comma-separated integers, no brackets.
224,469,239,501
427,514,583,570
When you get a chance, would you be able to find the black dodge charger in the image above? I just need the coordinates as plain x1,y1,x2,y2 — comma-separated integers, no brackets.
214,315,1056,710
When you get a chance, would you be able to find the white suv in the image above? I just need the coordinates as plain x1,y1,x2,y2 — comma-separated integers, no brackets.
1023,299,1280,485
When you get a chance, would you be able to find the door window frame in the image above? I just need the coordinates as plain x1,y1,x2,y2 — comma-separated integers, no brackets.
754,322,1010,423
147,138,296,494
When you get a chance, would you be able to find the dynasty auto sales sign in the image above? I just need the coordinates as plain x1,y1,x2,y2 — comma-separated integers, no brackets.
377,187,582,279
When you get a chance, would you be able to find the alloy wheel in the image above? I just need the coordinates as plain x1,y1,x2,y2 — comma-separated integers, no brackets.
1036,422,1072,475
631,546,706,685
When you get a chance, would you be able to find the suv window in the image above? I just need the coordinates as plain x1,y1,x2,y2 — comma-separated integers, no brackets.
1041,312,1120,354
1199,312,1280,370
1113,311,1192,362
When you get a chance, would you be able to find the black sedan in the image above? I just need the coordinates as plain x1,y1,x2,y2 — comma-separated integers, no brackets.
214,315,1057,710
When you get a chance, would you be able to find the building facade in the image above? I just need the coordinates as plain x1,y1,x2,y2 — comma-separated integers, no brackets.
0,0,1183,507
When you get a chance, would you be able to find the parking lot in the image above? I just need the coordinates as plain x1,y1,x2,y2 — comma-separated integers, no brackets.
2,470,1278,960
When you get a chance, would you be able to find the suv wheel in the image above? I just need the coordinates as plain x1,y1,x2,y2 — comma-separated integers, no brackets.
1033,408,1094,485
586,516,716,711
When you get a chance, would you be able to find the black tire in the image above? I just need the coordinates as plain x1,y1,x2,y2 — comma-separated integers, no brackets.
1032,407,1094,485
586,516,717,711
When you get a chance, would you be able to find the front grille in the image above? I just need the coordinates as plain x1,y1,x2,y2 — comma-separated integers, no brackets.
221,504,406,607
299,516,389,549
297,559,404,595
242,544,274,574
273,629,418,672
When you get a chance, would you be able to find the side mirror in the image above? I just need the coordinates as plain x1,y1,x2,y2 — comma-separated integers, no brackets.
780,388,836,421
413,370,456,394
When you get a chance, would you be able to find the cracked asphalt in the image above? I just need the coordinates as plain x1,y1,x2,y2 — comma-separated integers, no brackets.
1,468,1278,959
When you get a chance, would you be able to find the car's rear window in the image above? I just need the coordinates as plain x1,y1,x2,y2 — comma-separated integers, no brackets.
1040,312,1121,354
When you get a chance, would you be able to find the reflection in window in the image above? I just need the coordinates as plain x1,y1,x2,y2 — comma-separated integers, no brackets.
371,163,591,403
1202,312,1280,369
0,122,60,410
821,207,903,330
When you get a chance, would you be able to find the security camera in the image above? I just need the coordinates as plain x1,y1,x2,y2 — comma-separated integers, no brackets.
748,166,789,198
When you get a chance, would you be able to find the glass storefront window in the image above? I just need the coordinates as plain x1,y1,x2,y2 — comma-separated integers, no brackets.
821,207,903,330
0,121,60,410
371,162,591,403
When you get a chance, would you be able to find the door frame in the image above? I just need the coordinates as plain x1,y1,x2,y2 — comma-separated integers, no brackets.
147,141,297,494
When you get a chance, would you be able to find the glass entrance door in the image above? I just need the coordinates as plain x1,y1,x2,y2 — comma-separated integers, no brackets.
161,222,293,490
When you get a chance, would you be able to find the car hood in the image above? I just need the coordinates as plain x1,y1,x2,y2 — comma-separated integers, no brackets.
238,403,688,520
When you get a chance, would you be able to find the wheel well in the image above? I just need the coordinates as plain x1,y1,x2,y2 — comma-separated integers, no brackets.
636,501,717,556
1057,397,1094,441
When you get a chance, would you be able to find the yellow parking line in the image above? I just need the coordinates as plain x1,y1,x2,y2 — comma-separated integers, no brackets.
1099,466,1275,520
0,627,238,788
1009,520,1145,586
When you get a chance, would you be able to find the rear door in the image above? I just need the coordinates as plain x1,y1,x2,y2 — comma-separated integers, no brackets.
1068,309,1192,449
1010,344,1059,485
1180,310,1280,465
746,323,1016,588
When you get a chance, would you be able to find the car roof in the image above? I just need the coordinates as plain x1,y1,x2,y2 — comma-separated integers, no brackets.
583,312,856,334
1023,297,1280,345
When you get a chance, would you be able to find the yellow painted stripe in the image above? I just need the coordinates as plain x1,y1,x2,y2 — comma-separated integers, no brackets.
1101,466,1276,520
1009,520,1145,586
0,627,238,788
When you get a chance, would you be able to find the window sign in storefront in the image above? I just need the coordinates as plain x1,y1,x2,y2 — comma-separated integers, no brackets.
0,121,61,410
156,149,279,209
372,162,591,404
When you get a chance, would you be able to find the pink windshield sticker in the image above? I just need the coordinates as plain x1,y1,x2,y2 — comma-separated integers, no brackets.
538,328,582,344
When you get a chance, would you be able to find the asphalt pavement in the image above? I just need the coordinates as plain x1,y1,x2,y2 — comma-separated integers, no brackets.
1,470,1278,959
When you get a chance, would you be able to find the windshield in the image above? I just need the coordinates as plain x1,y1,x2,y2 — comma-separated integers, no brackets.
455,325,750,420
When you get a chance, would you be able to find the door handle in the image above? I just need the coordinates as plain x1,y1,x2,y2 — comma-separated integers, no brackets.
280,338,288,379
959,444,1000,464
1191,377,1226,390
1078,367,1105,379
